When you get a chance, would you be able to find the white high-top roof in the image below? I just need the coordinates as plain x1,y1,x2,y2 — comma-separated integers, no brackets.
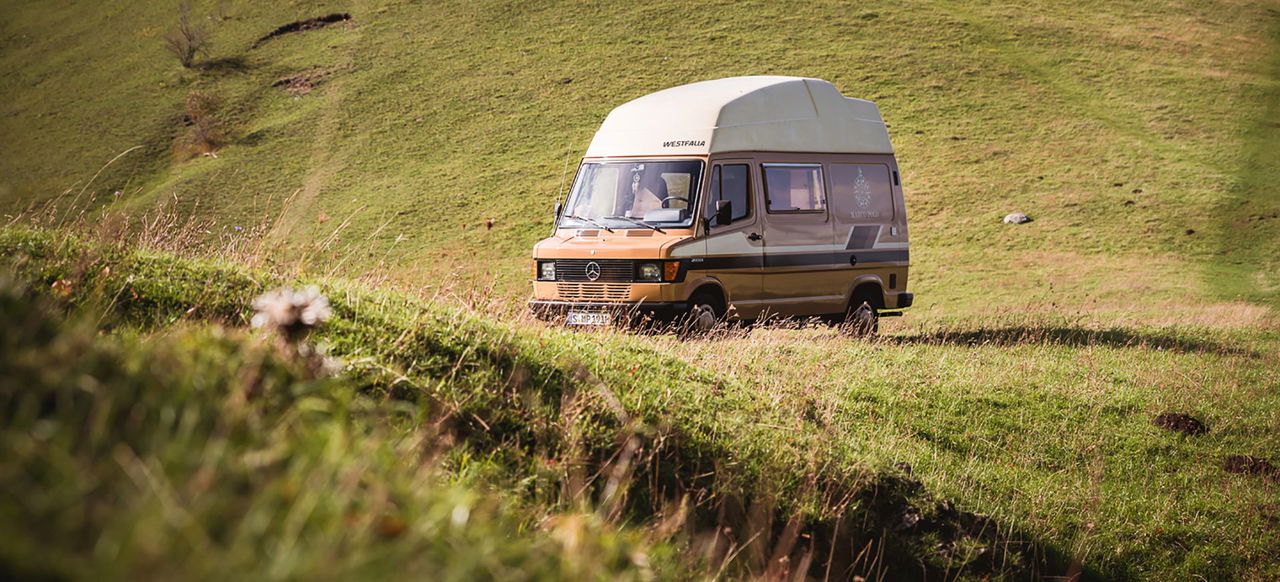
584,76,893,157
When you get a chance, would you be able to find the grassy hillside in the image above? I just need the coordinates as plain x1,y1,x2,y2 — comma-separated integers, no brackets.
2,0,1278,317
3,0,1280,579
2,226,1278,580
0,226,1052,580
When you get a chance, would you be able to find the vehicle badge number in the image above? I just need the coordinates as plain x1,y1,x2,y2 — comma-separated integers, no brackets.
585,261,602,281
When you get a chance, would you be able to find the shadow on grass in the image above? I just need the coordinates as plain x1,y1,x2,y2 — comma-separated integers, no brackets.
888,326,1256,356
197,56,250,73
1208,6,1280,307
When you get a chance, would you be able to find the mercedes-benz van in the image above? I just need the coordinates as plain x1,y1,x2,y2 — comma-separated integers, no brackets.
529,76,913,332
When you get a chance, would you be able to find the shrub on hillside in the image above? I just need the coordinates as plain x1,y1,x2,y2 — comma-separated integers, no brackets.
163,1,210,68
176,91,227,159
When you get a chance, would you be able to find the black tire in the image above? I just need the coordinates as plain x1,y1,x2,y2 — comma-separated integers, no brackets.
679,291,724,337
842,291,882,336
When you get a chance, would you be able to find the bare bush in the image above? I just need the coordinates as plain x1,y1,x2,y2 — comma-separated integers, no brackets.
164,2,210,68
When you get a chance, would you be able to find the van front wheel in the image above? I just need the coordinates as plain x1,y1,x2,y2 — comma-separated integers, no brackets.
680,292,723,336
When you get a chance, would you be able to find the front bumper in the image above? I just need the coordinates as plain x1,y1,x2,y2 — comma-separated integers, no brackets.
528,299,689,322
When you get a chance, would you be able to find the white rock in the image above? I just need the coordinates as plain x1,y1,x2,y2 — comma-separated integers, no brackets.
1003,213,1032,224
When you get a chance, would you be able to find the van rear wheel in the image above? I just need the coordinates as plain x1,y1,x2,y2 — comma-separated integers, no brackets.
842,292,881,337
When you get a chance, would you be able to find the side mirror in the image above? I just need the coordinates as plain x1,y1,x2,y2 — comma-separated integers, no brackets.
715,200,733,226
554,201,563,219
552,202,563,234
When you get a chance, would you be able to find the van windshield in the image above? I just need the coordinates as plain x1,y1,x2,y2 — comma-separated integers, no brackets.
560,160,704,229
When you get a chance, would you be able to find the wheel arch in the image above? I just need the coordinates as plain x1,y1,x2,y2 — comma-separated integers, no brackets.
847,275,886,310
686,279,728,309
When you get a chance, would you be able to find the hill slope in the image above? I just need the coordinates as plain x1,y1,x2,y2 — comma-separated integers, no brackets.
3,2,1280,579
2,0,1278,316
2,226,1279,580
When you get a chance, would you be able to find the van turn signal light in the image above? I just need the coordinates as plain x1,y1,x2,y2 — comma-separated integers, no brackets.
664,261,679,281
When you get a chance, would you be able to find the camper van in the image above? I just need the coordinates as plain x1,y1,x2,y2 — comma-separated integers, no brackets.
530,76,913,332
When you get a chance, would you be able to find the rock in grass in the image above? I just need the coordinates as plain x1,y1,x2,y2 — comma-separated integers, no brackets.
1152,412,1208,436
1003,213,1032,224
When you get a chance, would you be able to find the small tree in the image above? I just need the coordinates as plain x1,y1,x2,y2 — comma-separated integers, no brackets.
164,2,209,68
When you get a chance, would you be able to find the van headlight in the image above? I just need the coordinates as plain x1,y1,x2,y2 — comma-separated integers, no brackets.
538,261,556,281
637,262,662,281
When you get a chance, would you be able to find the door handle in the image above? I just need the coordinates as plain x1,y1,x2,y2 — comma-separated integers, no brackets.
747,232,762,241
849,254,858,266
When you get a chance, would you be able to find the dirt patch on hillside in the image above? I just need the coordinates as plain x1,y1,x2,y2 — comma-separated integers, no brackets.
272,68,336,96
1224,456,1278,480
1152,412,1208,436
253,13,351,48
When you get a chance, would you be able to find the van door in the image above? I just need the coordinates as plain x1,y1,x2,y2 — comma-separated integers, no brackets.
700,160,764,318
759,163,841,316
828,161,904,298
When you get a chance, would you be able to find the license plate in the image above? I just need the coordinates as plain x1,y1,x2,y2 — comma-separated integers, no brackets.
566,311,611,326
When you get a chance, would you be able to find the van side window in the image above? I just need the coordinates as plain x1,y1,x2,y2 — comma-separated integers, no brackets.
829,163,894,220
763,164,826,212
708,164,750,225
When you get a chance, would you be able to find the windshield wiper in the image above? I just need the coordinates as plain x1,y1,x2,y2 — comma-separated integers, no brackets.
605,215,665,234
563,214,614,232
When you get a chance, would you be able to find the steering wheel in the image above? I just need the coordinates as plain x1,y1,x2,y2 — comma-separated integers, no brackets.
659,196,690,208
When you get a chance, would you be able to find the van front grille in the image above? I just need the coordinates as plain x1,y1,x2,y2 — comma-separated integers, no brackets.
556,282,631,301
556,259,634,282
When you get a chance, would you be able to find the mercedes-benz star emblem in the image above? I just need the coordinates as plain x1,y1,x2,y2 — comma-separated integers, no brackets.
585,261,601,281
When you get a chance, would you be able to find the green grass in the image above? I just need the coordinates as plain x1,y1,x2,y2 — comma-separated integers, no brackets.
683,322,1280,578
0,270,664,581
2,0,1277,312
3,0,1280,579
2,226,1278,580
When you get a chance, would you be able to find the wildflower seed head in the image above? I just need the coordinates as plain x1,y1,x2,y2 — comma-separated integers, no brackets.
251,286,331,340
